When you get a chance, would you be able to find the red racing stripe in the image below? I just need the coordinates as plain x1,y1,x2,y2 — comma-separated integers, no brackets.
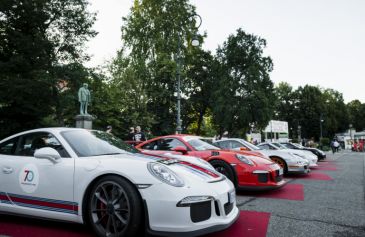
179,161,220,178
9,196,76,211
0,194,10,202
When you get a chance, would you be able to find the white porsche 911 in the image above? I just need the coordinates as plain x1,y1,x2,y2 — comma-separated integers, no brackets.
0,128,239,237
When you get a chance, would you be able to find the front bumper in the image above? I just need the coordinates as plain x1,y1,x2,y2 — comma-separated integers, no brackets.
140,179,239,236
237,179,287,191
235,163,287,191
287,164,310,174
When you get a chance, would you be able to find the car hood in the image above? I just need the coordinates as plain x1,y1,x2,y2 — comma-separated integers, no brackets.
281,149,317,159
100,152,226,184
216,149,274,166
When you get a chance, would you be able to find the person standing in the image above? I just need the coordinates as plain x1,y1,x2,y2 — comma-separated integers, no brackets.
127,127,135,141
133,126,146,142
333,139,340,153
106,125,112,134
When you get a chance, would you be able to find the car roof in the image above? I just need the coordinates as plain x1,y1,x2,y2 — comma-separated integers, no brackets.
0,127,87,143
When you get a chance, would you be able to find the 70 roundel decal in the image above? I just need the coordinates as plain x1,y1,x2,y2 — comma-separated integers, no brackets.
19,164,39,193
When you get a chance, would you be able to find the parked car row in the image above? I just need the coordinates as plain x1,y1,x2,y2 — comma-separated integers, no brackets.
136,135,287,191
0,128,326,237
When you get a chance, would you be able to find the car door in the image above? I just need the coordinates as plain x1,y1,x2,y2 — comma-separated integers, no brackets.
0,136,19,206
0,132,77,217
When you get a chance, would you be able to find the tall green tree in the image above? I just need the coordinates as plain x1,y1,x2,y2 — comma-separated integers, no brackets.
274,82,300,138
184,49,218,135
322,88,349,137
347,100,365,131
113,0,202,135
212,28,276,137
0,0,96,138
295,85,324,140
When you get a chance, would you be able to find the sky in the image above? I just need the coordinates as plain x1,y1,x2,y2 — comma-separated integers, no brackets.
86,0,365,103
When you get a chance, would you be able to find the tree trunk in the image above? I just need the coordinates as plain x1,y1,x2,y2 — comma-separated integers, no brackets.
196,107,207,135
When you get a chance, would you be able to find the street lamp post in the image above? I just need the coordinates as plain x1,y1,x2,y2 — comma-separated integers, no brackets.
320,114,324,141
175,14,202,134
349,123,353,140
176,35,182,133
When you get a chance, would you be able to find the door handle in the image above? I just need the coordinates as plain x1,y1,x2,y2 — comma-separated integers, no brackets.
3,167,13,174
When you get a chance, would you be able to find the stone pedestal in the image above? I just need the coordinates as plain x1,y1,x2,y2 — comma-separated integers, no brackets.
75,115,94,129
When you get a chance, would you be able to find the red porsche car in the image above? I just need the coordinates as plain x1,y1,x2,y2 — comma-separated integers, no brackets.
136,135,287,191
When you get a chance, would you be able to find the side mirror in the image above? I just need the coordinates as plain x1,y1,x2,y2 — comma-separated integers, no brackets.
172,146,188,155
240,147,249,151
34,147,61,164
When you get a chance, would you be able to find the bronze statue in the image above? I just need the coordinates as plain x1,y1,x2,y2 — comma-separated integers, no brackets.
78,83,91,115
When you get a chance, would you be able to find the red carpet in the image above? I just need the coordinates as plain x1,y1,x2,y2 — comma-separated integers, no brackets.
0,215,93,237
238,183,304,201
0,211,271,237
288,172,333,181
205,211,270,237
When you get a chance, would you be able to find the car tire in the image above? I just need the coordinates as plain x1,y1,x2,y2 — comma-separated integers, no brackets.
86,175,143,237
270,156,288,174
210,160,236,186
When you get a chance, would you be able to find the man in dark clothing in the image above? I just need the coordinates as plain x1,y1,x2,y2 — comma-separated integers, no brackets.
133,126,146,142
127,127,135,141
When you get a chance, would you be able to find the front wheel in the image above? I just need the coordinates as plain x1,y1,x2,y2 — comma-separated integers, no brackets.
210,160,236,185
87,175,143,237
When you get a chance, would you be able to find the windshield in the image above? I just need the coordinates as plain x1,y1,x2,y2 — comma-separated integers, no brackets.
61,130,139,157
186,138,220,151
238,139,262,150
281,143,297,149
272,143,287,149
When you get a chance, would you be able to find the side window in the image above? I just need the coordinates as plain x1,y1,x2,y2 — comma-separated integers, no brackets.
216,141,228,149
258,144,269,150
229,141,243,149
269,145,276,150
0,137,19,155
15,132,70,158
141,140,158,150
157,138,187,151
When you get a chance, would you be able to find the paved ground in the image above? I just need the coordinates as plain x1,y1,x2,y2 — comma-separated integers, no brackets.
236,151,365,237
1,151,365,237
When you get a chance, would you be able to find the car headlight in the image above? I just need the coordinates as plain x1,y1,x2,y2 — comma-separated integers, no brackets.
148,163,184,187
236,154,254,166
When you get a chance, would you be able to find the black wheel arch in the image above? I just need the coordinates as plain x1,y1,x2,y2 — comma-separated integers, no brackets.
269,156,288,173
81,173,145,226
208,158,238,187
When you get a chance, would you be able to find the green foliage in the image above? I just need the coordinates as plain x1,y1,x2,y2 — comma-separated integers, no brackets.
275,83,350,141
112,0,202,135
320,137,330,146
0,0,96,138
211,28,276,137
347,100,365,131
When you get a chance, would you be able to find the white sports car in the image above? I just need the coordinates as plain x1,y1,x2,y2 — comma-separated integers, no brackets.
258,142,318,168
213,138,310,174
0,128,239,237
